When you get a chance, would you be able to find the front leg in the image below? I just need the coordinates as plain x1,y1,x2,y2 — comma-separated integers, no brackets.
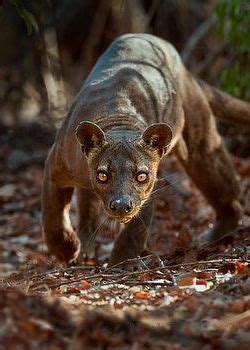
109,202,153,266
42,164,80,264
76,188,101,260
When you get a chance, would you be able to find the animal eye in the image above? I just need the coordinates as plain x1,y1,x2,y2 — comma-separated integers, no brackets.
97,171,108,183
136,172,148,183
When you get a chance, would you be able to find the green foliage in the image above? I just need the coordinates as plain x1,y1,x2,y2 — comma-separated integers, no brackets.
216,0,250,99
6,0,38,35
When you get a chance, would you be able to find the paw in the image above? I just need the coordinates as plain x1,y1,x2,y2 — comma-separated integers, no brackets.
108,249,141,270
198,220,239,245
76,250,96,265
45,231,81,264
198,201,243,245
77,240,96,261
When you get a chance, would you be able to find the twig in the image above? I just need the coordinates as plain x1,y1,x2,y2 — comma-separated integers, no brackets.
182,15,217,65
154,254,165,268
29,258,249,291
81,0,111,72
106,254,156,270
124,280,173,286
138,256,150,270
145,0,161,27
197,226,249,255
195,42,228,76
28,265,96,280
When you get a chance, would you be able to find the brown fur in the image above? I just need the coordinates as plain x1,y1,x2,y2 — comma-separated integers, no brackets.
42,34,249,266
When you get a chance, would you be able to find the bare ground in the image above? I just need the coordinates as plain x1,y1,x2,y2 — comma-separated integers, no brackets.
0,127,249,350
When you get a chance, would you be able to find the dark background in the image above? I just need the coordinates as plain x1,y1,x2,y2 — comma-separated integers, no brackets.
0,0,249,171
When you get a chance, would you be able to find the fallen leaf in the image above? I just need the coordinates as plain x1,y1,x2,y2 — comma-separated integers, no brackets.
235,261,249,276
177,277,195,287
80,279,91,289
134,292,150,299
84,260,97,266
138,273,151,281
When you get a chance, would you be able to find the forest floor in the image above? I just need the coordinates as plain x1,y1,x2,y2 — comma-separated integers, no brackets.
0,125,249,350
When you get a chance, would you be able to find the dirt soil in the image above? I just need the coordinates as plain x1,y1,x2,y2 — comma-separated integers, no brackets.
0,126,249,350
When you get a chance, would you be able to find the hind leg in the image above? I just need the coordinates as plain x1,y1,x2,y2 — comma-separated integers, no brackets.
178,142,242,241
176,104,242,241
76,188,100,260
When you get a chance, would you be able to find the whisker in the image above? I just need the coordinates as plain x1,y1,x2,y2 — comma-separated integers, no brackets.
137,214,151,239
85,216,109,249
101,217,120,240
157,171,186,185
107,218,116,239
136,214,153,269
140,200,151,210
151,177,183,197
113,220,120,238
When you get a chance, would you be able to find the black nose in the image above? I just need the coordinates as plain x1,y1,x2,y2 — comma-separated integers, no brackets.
109,196,133,214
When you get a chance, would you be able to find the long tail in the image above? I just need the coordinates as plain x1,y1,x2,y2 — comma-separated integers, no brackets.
198,80,250,125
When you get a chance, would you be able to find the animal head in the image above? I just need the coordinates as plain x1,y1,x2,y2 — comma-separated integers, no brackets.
76,121,172,223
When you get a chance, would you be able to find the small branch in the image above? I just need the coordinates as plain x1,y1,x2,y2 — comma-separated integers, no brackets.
145,0,161,28
195,42,228,76
42,27,69,119
106,254,156,270
181,15,217,65
28,265,96,280
124,280,173,286
28,258,249,291
197,226,249,255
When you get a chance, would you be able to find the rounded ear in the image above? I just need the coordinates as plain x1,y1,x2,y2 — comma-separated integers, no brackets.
142,123,172,156
75,121,106,156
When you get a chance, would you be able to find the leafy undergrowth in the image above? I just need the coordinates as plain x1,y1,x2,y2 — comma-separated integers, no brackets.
0,144,249,349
